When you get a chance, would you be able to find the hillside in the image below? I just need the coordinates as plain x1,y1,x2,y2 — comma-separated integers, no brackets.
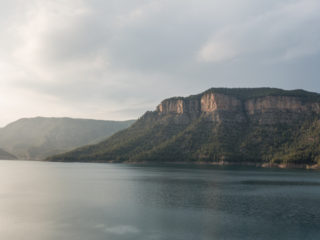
0,117,135,160
46,88,320,168
0,148,16,160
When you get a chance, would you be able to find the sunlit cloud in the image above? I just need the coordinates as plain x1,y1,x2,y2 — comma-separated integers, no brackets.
0,0,319,126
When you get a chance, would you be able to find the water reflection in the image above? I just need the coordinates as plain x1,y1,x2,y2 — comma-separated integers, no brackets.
130,165,320,239
0,161,320,240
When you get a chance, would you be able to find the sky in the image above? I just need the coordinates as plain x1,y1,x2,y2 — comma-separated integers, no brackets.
1,0,320,126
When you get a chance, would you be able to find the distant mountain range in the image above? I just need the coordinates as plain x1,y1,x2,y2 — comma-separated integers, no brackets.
0,117,135,160
0,147,16,160
47,88,320,168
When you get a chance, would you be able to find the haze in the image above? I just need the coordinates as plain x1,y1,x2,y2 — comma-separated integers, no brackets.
1,0,320,126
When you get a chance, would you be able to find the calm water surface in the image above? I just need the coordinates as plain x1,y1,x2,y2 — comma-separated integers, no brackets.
0,160,320,240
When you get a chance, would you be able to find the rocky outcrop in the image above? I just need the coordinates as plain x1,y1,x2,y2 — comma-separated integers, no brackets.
244,96,320,124
245,96,307,114
200,93,246,122
157,98,185,114
156,91,320,124
156,93,241,115
200,93,241,112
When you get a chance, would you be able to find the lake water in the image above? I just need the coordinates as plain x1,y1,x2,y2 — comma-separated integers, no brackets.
0,161,319,240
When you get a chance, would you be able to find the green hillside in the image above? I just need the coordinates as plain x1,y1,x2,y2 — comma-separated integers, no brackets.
0,117,135,160
46,88,320,168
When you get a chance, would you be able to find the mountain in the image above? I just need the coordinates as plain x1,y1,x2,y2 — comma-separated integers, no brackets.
46,88,320,168
0,148,16,160
0,117,135,160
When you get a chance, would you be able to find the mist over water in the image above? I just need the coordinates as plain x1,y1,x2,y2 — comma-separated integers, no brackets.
0,161,319,240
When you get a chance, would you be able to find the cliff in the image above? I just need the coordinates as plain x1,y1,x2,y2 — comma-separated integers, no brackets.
46,88,320,168
156,90,320,124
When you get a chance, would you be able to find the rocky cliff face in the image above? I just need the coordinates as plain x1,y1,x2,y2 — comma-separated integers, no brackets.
156,91,320,124
156,93,241,115
200,93,241,112
244,96,320,124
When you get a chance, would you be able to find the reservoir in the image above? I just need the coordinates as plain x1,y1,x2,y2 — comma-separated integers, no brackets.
0,161,319,240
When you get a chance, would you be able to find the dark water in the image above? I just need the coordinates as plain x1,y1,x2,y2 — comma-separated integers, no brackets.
0,161,320,240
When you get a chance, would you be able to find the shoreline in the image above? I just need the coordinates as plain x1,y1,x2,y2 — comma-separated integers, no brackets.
48,159,320,170
3,159,319,170
125,161,320,170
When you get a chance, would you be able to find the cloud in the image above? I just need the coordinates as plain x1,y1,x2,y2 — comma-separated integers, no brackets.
197,0,320,63
0,0,320,126
197,38,237,63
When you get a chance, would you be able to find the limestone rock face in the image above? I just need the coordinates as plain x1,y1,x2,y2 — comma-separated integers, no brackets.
244,96,320,124
245,96,304,114
157,99,185,114
156,91,320,124
157,93,241,115
156,98,201,124
200,93,241,112
200,93,245,122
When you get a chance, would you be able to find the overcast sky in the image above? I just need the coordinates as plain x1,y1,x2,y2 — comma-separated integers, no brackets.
1,0,320,126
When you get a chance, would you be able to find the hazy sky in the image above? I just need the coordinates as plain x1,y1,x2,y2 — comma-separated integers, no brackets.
1,0,320,126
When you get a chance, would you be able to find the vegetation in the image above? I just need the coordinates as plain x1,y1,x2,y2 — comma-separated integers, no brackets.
47,88,320,167
162,87,320,103
0,117,135,160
